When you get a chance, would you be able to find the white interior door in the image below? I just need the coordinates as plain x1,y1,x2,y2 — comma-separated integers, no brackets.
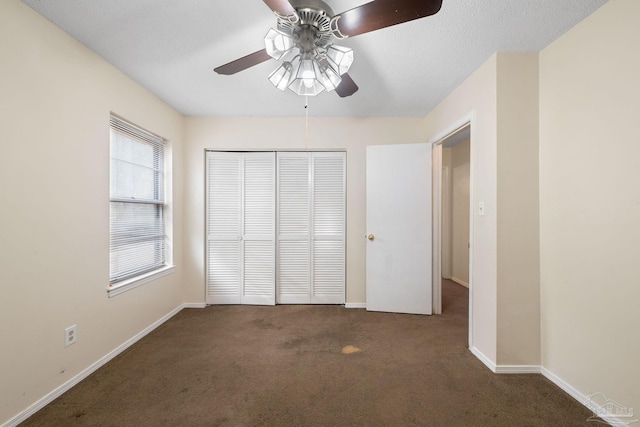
366,143,432,314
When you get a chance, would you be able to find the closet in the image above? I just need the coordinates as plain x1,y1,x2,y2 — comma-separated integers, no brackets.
206,151,345,305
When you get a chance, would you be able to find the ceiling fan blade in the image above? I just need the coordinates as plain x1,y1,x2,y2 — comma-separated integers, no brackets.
335,73,359,97
262,0,297,17
214,49,272,75
335,0,443,38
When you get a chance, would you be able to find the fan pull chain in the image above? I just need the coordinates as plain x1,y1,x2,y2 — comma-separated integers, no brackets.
305,96,309,152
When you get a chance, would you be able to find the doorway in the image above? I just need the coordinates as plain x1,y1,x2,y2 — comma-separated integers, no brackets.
431,118,474,348
441,130,470,289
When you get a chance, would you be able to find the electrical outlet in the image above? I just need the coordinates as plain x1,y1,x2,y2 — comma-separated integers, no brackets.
64,325,77,347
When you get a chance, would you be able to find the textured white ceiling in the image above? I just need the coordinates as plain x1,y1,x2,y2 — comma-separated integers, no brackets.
22,0,607,117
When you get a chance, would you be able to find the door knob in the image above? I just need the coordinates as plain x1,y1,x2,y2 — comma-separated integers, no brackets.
367,234,375,241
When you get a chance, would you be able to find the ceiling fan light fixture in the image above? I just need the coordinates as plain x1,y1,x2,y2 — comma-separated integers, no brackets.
326,45,354,75
288,56,325,96
264,28,294,60
264,6,353,96
318,64,342,92
216,0,446,98
268,61,294,91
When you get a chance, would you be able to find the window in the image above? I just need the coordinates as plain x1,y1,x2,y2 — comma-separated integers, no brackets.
109,115,172,296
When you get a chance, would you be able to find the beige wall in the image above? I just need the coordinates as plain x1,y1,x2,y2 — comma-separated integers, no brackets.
539,0,640,415
0,1,184,424
183,117,426,305
496,53,541,365
451,139,470,286
424,55,498,362
425,52,541,367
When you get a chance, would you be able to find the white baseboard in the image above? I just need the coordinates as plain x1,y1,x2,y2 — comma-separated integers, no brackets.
540,367,635,427
540,367,585,406
469,346,497,372
469,347,541,374
467,350,633,425
495,364,541,374
450,277,469,288
4,303,193,427
471,353,634,424
182,302,207,308
344,302,366,309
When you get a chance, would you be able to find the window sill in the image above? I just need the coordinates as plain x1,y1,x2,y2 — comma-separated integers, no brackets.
108,265,175,298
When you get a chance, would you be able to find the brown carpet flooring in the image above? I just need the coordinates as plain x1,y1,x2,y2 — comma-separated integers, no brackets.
22,280,598,426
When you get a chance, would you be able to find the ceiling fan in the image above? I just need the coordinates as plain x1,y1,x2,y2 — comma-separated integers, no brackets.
214,0,443,98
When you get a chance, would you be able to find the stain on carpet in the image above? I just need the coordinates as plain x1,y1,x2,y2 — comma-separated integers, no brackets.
341,345,361,354
251,319,280,330
281,336,306,349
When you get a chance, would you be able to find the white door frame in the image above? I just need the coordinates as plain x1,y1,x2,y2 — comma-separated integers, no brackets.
429,112,475,349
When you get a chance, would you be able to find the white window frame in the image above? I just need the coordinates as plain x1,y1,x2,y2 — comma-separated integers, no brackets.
108,114,174,297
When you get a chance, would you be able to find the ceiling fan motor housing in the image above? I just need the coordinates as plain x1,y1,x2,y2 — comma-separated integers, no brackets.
277,2,337,53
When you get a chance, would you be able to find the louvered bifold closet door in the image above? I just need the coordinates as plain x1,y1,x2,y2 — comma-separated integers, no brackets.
206,152,275,305
242,153,276,305
276,152,311,303
311,152,346,304
277,152,345,304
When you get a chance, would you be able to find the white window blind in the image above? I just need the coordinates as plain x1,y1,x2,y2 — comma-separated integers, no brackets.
109,115,166,284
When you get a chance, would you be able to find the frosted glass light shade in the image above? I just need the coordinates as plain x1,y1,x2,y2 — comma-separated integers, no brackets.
268,62,293,91
326,45,354,75
318,65,342,91
289,57,325,96
264,28,294,60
